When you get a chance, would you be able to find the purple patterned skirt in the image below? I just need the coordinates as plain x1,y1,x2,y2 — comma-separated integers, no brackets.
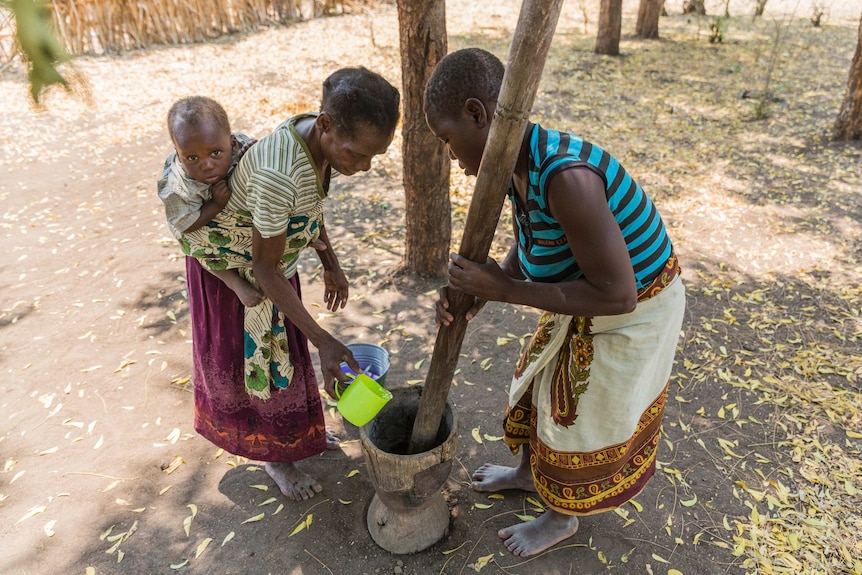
186,257,326,462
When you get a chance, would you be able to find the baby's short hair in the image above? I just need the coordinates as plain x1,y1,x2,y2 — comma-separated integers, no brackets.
321,67,400,138
167,96,231,140
424,48,505,121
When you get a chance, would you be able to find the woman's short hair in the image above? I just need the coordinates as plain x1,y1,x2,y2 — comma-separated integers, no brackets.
424,48,505,121
322,67,401,138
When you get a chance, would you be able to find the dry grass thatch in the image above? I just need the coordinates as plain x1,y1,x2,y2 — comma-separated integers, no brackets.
0,0,353,61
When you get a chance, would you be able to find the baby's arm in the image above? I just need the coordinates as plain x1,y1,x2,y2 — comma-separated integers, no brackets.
182,180,231,233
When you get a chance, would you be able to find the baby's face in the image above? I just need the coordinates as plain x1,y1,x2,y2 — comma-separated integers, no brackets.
173,118,234,184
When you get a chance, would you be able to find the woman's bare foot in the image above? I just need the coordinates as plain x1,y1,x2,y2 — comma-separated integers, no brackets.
471,463,537,492
325,429,341,450
264,462,322,501
498,511,579,557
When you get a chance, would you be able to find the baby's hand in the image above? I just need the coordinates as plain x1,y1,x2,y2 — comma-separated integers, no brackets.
238,139,257,158
211,180,232,208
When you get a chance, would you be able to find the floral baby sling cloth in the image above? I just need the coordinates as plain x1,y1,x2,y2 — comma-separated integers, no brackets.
181,206,322,400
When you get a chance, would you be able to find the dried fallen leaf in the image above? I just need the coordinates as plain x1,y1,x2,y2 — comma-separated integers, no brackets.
441,542,466,555
473,553,493,572
170,560,188,569
222,531,235,546
289,521,306,536
163,456,184,474
16,505,47,524
194,537,212,559
43,519,57,537
473,503,493,509
242,513,265,524
471,427,483,444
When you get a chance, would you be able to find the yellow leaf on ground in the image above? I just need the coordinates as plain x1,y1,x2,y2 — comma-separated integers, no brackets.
346,469,360,478
652,553,669,563
441,542,466,555
249,484,268,491
187,504,198,517
242,513,265,524
222,532,235,546
16,505,47,524
338,499,352,504
680,494,698,507
258,497,277,506
163,456,184,474
473,503,493,509
474,553,493,572
194,538,212,559
289,521,306,536
170,560,188,569
471,428,483,444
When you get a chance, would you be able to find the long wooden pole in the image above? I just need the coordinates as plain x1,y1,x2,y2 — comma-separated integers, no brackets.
408,0,565,454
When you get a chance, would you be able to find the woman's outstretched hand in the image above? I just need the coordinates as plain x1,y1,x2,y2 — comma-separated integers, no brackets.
322,267,349,311
319,337,361,399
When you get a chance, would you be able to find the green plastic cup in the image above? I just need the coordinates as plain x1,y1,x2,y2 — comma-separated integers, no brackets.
335,373,393,427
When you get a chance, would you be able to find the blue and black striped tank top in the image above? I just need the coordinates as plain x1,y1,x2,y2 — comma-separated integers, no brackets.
509,124,672,290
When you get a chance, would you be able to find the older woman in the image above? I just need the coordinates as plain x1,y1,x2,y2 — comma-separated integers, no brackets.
186,67,400,500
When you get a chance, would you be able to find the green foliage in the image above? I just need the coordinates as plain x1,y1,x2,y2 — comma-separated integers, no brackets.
6,0,70,102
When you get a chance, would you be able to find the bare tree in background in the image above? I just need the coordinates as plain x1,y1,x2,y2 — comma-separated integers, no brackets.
754,0,768,17
682,0,706,15
395,0,451,275
833,12,862,140
636,0,664,39
596,0,622,55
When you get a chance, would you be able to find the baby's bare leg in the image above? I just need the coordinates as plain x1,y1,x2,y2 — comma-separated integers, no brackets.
206,269,264,307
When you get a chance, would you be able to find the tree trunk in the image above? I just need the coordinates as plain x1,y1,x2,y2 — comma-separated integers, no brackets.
596,0,622,55
754,0,767,17
682,0,706,15
636,0,663,39
396,0,450,276
408,0,565,454
833,13,862,141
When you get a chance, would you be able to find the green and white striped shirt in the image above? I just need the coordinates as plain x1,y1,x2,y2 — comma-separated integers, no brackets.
228,114,329,239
